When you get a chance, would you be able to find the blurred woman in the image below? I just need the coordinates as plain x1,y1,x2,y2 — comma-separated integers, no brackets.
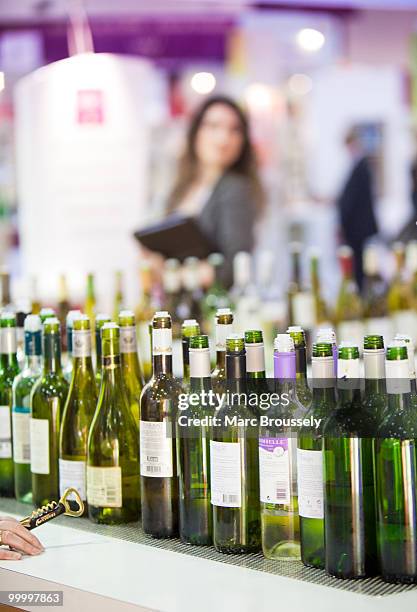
167,96,265,286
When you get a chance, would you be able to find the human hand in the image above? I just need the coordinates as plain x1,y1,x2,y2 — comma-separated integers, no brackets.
0,517,44,560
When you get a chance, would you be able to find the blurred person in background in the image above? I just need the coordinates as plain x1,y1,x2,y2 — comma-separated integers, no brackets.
336,127,378,289
167,95,265,286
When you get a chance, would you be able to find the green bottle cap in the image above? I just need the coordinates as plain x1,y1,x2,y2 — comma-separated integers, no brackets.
386,342,408,361
73,314,90,331
153,311,171,329
190,334,209,350
286,326,306,348
118,310,136,327
244,329,263,344
226,334,245,353
181,319,200,338
0,312,16,327
338,343,360,360
312,342,333,358
364,334,384,350
43,317,60,334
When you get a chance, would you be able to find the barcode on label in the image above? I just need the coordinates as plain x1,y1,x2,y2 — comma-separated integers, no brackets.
276,487,288,500
222,494,239,504
106,489,118,504
146,465,162,474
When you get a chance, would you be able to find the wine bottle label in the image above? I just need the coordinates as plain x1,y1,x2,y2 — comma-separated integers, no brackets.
292,292,315,329
59,459,86,501
12,407,30,464
337,320,365,350
259,438,291,505
152,328,172,356
140,421,173,477
72,330,92,358
87,466,122,508
297,448,324,519
30,418,50,474
363,349,385,379
120,326,137,354
0,405,12,459
189,349,211,378
210,441,242,508
246,343,265,373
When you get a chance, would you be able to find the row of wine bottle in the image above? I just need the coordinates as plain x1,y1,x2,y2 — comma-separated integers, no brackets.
0,304,416,584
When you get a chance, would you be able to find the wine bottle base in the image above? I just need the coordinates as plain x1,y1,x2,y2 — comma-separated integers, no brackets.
214,544,260,555
180,535,212,546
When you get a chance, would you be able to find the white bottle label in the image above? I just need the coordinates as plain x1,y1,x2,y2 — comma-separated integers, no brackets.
0,405,12,459
59,459,86,501
246,343,265,373
140,421,173,477
86,466,122,508
72,330,92,358
297,448,324,519
210,441,242,508
120,326,137,354
12,408,30,464
259,437,291,505
215,323,232,351
292,292,315,329
30,418,50,475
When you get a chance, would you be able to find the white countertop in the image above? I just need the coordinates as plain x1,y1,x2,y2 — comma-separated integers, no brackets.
0,512,416,612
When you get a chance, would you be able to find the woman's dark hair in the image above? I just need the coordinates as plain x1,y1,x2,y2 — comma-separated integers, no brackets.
167,95,265,215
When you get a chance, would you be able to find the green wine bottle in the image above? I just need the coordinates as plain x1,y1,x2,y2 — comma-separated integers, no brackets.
118,310,144,423
140,312,180,537
95,313,111,387
181,319,200,387
0,313,20,496
244,329,266,418
177,334,213,545
297,342,336,568
63,310,82,383
323,343,378,579
59,315,97,512
260,333,302,560
211,308,233,386
363,334,386,425
287,325,312,408
30,318,69,507
211,334,261,554
12,315,42,503
87,323,139,524
375,341,417,583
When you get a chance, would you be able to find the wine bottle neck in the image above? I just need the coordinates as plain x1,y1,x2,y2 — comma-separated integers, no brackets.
153,354,173,375
226,353,246,380
295,346,307,378
215,350,225,370
43,335,62,373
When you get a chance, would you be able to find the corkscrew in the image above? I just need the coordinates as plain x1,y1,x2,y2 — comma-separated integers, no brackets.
20,488,84,531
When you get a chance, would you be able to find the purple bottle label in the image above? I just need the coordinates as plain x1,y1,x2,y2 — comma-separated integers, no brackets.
332,344,338,377
259,437,288,452
274,352,296,380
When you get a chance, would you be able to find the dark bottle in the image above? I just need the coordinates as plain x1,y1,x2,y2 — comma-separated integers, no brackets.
323,343,378,579
177,334,213,545
297,342,336,569
375,342,417,584
140,311,180,538
211,334,261,554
